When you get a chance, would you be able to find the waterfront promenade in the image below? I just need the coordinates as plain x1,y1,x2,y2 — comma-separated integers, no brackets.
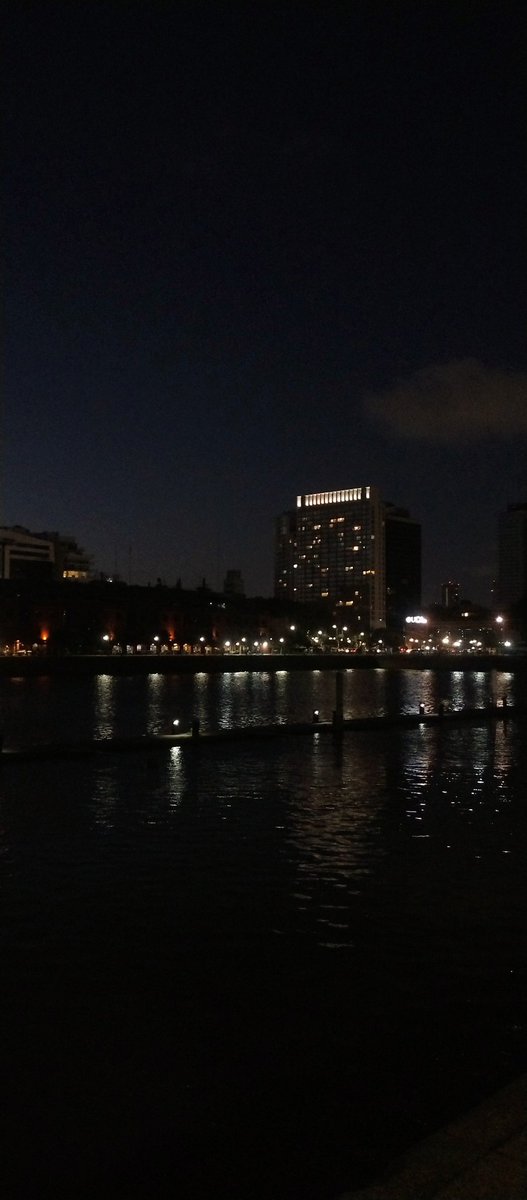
0,650,525,678
341,1072,527,1199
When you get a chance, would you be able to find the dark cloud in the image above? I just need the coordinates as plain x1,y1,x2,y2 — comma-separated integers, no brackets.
364,360,527,442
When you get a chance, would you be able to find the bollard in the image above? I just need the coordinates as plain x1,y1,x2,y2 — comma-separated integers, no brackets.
191,718,200,738
419,703,425,716
332,710,343,736
333,671,344,737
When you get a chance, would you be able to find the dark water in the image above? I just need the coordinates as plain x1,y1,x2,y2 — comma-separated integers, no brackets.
1,668,527,1198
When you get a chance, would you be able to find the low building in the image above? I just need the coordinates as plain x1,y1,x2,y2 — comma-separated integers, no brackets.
0,527,92,582
0,526,55,580
44,534,92,581
223,569,245,597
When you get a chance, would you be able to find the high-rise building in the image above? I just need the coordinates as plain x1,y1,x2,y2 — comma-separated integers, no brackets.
441,580,460,610
275,486,386,629
497,502,527,608
385,505,422,623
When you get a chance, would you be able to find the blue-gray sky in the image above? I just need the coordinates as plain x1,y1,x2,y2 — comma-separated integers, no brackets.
5,2,527,601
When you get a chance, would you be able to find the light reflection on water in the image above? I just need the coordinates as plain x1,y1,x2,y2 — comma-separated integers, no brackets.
0,681,526,1200
93,674,116,739
1,666,524,746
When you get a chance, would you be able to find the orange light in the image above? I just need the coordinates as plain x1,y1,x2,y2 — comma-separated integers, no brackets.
41,630,49,642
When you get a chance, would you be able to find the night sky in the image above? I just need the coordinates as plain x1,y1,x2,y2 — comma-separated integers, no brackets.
5,2,527,602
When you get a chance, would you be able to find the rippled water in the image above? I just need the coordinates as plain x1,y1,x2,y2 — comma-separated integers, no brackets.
0,663,521,744
1,668,526,1199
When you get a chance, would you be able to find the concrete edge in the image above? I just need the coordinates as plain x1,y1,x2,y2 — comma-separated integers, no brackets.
338,1073,527,1199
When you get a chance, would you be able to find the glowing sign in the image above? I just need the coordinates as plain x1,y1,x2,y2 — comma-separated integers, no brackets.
405,615,428,625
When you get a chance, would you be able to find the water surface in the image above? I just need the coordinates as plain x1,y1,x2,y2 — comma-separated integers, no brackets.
1,669,526,1198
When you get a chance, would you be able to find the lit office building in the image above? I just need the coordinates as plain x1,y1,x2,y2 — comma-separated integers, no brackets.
498,502,527,608
275,486,386,630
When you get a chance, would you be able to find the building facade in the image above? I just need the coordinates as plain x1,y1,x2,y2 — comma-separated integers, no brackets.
0,527,55,580
0,527,91,582
275,486,386,630
498,502,527,608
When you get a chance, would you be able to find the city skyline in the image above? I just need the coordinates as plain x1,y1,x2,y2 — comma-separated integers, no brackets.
5,4,526,602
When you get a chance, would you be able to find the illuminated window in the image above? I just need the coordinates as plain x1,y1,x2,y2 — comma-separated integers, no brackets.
299,486,372,507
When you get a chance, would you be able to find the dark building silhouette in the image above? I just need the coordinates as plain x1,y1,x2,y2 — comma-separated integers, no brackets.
498,502,527,608
441,580,461,610
385,505,422,625
223,569,245,597
0,526,91,582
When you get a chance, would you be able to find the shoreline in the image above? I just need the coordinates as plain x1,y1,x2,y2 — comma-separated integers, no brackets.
0,650,524,678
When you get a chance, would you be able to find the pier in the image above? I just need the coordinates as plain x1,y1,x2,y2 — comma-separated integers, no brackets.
1,700,524,764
